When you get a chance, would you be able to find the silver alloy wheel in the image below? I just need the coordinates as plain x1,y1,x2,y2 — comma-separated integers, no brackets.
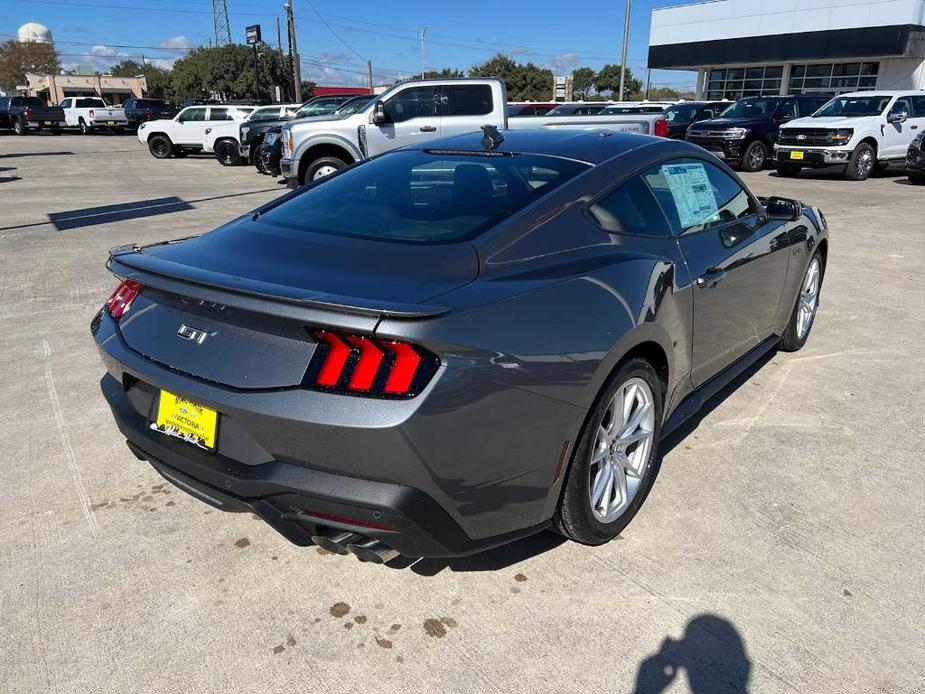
589,378,656,523
313,165,338,180
856,149,874,178
796,257,820,339
748,143,766,169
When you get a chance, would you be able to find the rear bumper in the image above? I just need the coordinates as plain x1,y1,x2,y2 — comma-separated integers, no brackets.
101,373,543,557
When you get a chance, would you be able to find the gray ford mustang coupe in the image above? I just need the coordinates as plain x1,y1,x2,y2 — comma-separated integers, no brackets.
93,129,827,563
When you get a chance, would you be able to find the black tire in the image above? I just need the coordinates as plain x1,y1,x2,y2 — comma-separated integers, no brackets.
148,134,173,159
302,155,347,184
739,140,768,172
845,143,875,181
12,118,25,136
775,164,801,178
254,147,270,174
79,119,92,135
907,173,925,185
215,139,241,166
779,250,824,352
554,358,664,545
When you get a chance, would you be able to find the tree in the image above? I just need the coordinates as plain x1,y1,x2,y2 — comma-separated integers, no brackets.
571,66,595,100
169,44,291,102
108,59,145,77
142,65,173,100
423,68,464,79
0,38,60,93
299,81,316,101
469,53,553,101
593,64,642,100
647,86,695,101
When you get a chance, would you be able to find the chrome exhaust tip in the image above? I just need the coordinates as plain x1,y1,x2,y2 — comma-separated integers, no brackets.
310,531,363,556
346,538,400,564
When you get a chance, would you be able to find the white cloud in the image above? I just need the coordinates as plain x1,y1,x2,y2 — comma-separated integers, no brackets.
545,52,578,74
147,35,193,68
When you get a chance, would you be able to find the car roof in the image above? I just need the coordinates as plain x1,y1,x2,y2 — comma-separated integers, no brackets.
407,128,671,165
834,91,919,97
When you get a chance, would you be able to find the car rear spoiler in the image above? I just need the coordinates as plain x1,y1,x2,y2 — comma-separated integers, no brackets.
107,245,451,320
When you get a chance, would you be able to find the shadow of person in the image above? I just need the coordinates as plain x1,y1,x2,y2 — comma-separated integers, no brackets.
634,614,750,694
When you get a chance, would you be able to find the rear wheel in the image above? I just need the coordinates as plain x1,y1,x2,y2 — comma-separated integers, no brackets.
775,164,801,177
845,143,875,181
215,139,240,166
740,140,768,172
148,134,172,158
554,358,664,545
79,118,92,135
779,251,823,352
12,118,25,135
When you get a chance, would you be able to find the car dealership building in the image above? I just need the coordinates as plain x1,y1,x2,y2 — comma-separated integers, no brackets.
649,0,925,100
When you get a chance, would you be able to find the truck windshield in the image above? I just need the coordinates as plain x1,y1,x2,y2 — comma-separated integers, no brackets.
259,150,590,243
813,95,892,117
719,98,779,118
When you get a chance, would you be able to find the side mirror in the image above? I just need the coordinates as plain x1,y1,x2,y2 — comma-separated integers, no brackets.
888,111,908,124
371,100,387,125
766,196,801,221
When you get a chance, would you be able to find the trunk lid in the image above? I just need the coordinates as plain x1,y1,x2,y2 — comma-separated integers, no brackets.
110,216,478,388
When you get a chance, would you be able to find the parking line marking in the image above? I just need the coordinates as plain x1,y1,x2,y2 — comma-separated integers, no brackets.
41,338,99,538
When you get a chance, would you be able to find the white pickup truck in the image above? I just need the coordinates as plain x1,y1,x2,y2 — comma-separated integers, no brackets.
138,104,254,159
775,91,925,180
59,96,128,134
280,78,668,185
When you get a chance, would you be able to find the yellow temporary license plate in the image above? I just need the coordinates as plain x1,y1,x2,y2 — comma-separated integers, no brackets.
790,150,805,160
152,390,218,450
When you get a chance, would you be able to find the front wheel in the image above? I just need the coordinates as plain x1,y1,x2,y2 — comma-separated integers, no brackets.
303,155,347,184
215,140,240,166
779,251,823,352
740,140,768,172
554,358,664,545
775,164,801,178
148,134,172,158
845,143,875,181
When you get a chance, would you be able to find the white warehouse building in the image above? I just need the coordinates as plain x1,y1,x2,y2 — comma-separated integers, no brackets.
649,0,925,100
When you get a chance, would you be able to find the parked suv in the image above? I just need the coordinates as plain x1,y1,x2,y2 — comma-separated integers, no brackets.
661,101,730,139
122,98,178,127
137,104,253,158
775,92,925,180
687,95,830,171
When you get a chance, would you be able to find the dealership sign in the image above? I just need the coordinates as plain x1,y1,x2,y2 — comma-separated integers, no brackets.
245,24,262,45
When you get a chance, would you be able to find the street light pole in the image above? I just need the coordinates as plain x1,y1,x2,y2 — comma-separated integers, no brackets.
417,25,429,79
618,0,631,101
285,2,301,101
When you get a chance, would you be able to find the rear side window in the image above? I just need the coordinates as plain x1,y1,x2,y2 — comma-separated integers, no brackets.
209,107,234,121
441,85,493,116
589,176,672,237
643,159,754,234
259,150,590,243
911,96,925,118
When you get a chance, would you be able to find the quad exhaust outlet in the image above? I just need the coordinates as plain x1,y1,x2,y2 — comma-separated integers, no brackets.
310,530,400,564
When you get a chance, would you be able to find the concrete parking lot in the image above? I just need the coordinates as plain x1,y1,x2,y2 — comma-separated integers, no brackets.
1,133,922,694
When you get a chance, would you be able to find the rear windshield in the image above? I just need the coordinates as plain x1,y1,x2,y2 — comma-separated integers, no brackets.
259,150,590,243
23,97,46,108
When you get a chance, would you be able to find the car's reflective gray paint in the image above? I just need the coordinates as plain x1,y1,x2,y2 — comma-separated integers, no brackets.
95,131,827,543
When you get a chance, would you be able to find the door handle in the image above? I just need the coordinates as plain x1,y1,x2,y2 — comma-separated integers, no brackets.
419,125,437,132
697,268,727,288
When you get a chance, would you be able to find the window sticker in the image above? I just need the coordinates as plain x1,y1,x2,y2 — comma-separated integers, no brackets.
661,162,717,229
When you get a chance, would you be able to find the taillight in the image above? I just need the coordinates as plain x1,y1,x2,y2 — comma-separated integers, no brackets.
23,107,31,120
305,329,438,398
106,279,143,320
654,117,668,138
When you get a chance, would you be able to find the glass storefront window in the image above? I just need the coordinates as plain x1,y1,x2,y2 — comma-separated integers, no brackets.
704,65,785,100
788,61,879,94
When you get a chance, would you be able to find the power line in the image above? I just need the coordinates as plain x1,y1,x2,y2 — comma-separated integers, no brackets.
303,0,365,63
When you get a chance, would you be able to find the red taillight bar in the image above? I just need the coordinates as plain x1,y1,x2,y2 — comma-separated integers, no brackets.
654,117,668,138
307,329,436,398
106,279,143,320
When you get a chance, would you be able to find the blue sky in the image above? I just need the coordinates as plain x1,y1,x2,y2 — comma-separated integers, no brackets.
5,0,697,90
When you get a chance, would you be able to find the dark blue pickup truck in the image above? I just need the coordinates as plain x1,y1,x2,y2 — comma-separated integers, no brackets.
121,98,178,128
0,96,65,134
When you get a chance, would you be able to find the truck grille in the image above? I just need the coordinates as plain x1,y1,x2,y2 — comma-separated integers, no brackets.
689,130,740,139
778,129,836,146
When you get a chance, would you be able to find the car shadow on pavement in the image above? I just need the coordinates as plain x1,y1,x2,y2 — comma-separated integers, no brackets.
633,614,750,693
0,150,74,158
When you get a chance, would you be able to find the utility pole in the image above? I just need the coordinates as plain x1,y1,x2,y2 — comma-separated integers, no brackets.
416,25,429,79
618,0,631,101
645,68,651,100
285,2,302,101
367,59,373,94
